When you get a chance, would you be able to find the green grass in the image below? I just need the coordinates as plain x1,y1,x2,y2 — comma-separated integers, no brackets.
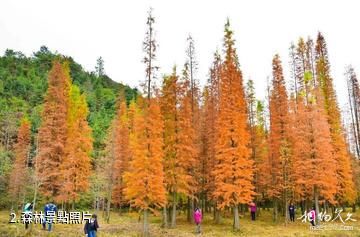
0,209,359,237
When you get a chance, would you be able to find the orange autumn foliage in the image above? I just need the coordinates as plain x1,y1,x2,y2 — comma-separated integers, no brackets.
201,52,221,201
315,32,356,203
253,102,270,200
9,118,31,203
36,60,70,199
212,21,254,209
160,70,180,195
59,84,92,203
112,100,131,206
176,73,198,197
268,54,291,200
124,97,166,212
291,90,337,203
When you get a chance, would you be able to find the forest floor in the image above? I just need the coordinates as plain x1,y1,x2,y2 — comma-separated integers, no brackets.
1,208,360,237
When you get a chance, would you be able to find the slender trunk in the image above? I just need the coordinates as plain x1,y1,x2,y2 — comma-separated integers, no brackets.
171,192,177,228
351,78,360,157
29,182,38,232
213,204,216,220
93,196,96,212
300,200,304,214
324,200,328,213
102,198,106,218
233,205,240,231
190,198,194,223
347,75,360,157
32,183,38,211
187,197,191,222
284,195,288,225
215,207,221,224
96,196,99,212
106,196,111,223
273,199,278,222
162,206,168,228
314,186,320,225
143,209,149,237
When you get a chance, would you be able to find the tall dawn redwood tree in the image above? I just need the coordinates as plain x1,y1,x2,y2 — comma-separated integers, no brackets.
315,32,356,204
291,89,337,220
59,84,93,206
111,99,131,212
125,8,166,236
35,60,70,201
268,54,292,222
9,117,31,207
160,69,178,228
176,67,198,226
212,20,254,231
202,52,222,223
124,97,166,236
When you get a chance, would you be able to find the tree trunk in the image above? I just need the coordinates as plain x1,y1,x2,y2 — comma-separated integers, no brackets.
162,206,168,228
106,198,111,223
233,205,240,231
187,197,191,222
32,183,38,211
314,186,320,225
300,200,304,214
93,197,97,212
102,198,106,218
215,207,221,224
190,198,194,223
326,201,329,213
284,194,288,225
143,209,149,237
171,192,177,228
273,199,278,222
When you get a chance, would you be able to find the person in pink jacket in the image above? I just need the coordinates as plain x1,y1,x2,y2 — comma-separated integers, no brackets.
308,207,316,226
193,208,202,234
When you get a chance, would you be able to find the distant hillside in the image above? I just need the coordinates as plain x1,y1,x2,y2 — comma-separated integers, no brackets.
0,45,138,160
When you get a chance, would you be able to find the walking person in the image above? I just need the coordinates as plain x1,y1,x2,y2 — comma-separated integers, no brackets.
249,202,257,221
289,202,295,222
44,202,57,231
23,202,33,229
193,208,202,234
308,207,316,226
84,214,99,237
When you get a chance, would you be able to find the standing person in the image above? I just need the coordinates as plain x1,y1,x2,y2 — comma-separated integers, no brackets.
289,202,295,222
42,204,47,230
249,202,257,221
84,214,99,237
23,202,33,229
193,208,202,234
44,202,57,231
308,207,316,226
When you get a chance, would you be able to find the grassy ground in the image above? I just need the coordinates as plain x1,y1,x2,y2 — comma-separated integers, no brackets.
1,208,359,237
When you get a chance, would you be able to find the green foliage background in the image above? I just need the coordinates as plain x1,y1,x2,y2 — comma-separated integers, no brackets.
0,46,137,208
